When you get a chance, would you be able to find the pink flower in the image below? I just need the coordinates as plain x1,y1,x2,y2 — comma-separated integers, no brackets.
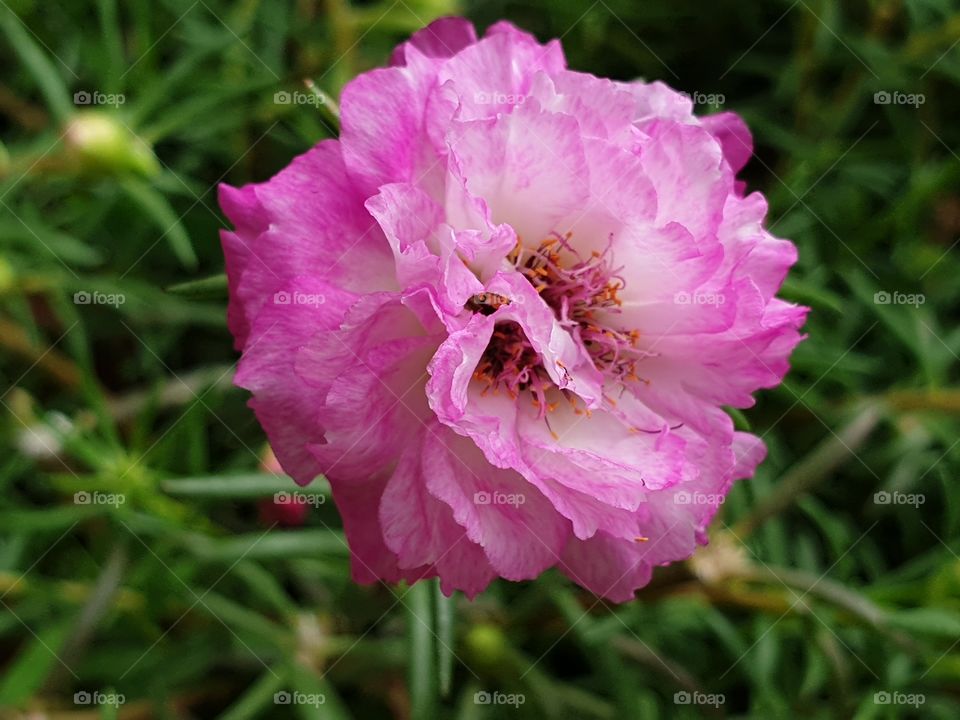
220,17,807,601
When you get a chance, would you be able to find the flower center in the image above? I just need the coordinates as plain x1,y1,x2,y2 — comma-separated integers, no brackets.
512,232,641,382
469,232,645,419
472,320,551,401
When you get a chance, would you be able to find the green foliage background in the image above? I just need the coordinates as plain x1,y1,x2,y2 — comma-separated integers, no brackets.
1,0,960,717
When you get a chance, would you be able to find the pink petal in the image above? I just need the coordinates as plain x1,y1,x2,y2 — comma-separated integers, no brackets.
390,16,478,66
422,425,570,581
219,141,393,349
701,111,753,174
446,100,590,246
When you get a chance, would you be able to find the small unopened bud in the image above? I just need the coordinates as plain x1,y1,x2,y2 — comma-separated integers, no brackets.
17,412,73,461
0,256,14,294
64,112,159,176
465,623,509,666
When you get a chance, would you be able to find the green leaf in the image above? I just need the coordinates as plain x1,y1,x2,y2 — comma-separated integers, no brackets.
162,473,329,499
0,505,104,532
0,618,72,706
119,177,197,269
436,582,455,698
166,273,228,300
0,7,73,123
408,580,437,720
199,590,290,649
233,560,298,616
0,219,103,266
887,608,960,640
198,530,349,562
288,662,352,720
95,0,124,92
218,669,287,720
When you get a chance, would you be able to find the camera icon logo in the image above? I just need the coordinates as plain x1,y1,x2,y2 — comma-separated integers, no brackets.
673,291,691,305
874,91,891,105
674,691,692,704
874,691,891,704
873,291,891,304
474,691,492,704
273,291,291,305
74,691,92,704
274,91,291,105
74,291,91,304
74,491,91,505
274,691,292,705
473,491,491,505
874,491,891,505
74,91,92,105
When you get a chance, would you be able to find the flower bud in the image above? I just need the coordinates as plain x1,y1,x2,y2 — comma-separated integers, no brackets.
0,256,14,294
64,112,159,176
465,623,509,666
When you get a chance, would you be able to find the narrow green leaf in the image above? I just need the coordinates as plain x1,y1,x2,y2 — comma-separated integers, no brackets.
288,662,352,720
734,402,884,537
166,273,228,300
436,582,455,698
198,530,349,562
0,618,72,705
408,580,437,720
303,79,341,134
95,0,124,92
162,473,329,499
0,506,103,532
199,591,289,649
0,8,73,123
119,177,197,269
233,560,298,616
218,670,287,720
887,608,960,640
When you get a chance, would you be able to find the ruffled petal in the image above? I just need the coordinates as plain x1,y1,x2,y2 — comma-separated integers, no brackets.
233,275,359,484
445,100,589,243
219,141,393,349
390,16,478,66
423,426,570,581
700,111,753,174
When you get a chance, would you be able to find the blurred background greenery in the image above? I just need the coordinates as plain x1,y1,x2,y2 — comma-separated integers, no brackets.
1,0,959,717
